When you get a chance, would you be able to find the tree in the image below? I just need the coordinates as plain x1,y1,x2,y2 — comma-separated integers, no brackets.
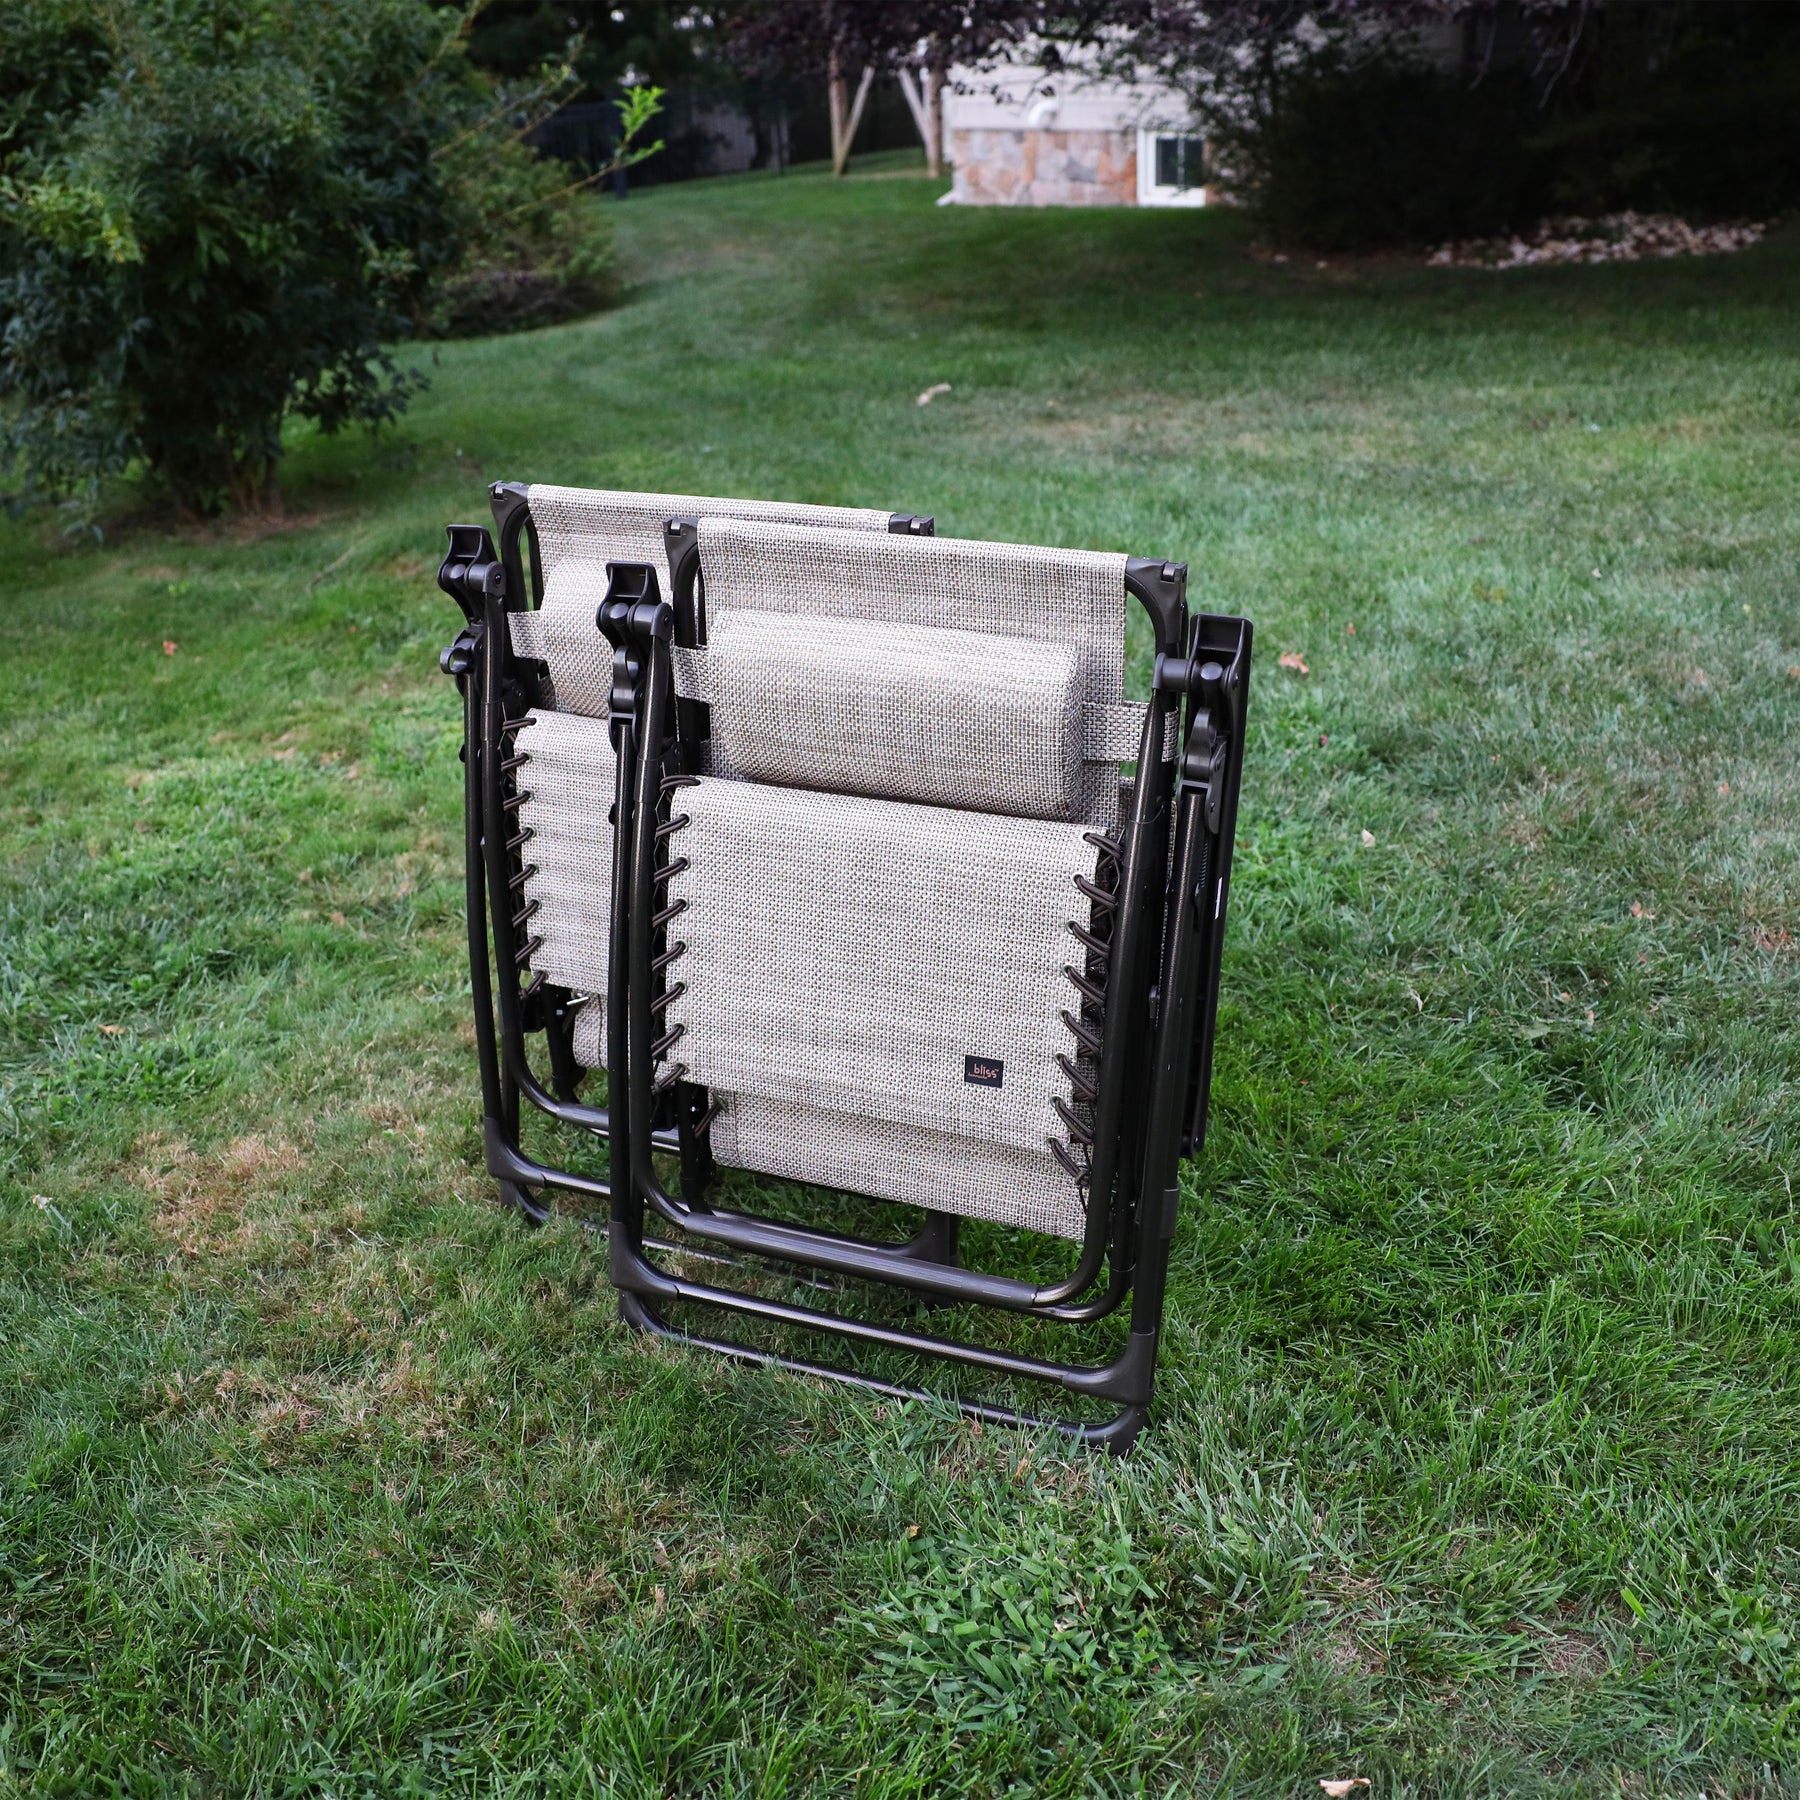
718,0,1042,173
468,1,727,94
0,0,658,520
1079,1,1800,245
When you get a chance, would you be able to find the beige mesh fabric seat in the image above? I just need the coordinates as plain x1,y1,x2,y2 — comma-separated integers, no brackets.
670,779,1097,1240
438,481,1252,1451
506,485,929,718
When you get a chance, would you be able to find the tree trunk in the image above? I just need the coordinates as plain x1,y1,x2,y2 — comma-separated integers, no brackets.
828,50,849,175
898,62,944,178
831,58,875,176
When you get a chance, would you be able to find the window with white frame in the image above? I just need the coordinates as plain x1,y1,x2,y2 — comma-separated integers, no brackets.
1136,131,1208,207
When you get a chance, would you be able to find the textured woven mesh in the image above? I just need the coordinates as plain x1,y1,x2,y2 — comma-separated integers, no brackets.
696,518,1130,824
662,776,1094,1236
711,1094,1085,1241
701,608,1086,819
570,1002,604,1068
494,489,1150,1241
514,708,617,998
510,487,892,719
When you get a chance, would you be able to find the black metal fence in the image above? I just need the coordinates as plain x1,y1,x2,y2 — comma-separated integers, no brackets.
527,79,925,189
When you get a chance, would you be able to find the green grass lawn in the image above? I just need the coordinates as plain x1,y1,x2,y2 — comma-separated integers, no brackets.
4,158,1799,1796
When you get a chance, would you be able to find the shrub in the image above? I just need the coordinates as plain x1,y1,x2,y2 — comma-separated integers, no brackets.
1222,56,1546,254
431,88,664,338
1531,5,1800,222
0,3,658,518
0,0,475,517
1195,4,1800,254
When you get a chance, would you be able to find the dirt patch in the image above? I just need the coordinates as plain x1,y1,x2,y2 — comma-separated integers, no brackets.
1313,1574,1391,1678
136,1130,304,1255
1319,1626,1389,1678
1537,1627,1608,1679
1501,803,1546,850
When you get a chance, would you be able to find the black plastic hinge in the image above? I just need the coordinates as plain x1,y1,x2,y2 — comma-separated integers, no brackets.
1124,556,1188,657
663,517,702,623
598,562,662,718
486,481,533,593
439,623,482,681
519,983,551,1034
438,524,504,624
888,513,935,535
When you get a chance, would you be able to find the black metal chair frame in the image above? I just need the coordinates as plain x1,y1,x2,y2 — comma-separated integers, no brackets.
438,481,1252,1452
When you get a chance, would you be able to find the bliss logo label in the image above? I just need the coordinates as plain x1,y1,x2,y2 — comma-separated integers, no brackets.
964,1055,1004,1088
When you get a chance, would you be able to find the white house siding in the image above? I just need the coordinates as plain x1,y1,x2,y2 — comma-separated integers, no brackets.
943,64,1205,208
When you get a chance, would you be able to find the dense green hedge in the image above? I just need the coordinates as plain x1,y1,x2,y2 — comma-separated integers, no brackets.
0,0,634,519
1231,4,1800,251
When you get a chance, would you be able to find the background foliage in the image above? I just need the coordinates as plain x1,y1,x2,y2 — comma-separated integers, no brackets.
1084,0,1800,250
0,0,649,521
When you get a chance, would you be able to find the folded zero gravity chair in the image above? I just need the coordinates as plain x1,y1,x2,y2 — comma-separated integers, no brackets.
438,481,1251,1451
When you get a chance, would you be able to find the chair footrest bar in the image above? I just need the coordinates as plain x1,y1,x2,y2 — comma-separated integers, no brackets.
490,1089,1130,1322
616,1290,1148,1454
642,1192,1103,1315
610,1235,1155,1404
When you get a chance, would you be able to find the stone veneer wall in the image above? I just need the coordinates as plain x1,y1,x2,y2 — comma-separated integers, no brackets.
949,128,1138,206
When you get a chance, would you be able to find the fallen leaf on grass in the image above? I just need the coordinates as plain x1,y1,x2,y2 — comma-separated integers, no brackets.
1360,829,1376,847
916,382,952,406
99,1023,124,1036
32,1195,71,1232
162,640,178,656
1718,781,1730,795
329,911,347,927
1320,1781,1370,1797
1278,650,1310,674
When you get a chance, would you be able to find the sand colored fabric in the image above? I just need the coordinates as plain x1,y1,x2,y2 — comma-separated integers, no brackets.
508,486,891,718
514,708,617,999
712,1093,1085,1241
693,608,1087,819
695,517,1131,824
662,776,1096,1238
